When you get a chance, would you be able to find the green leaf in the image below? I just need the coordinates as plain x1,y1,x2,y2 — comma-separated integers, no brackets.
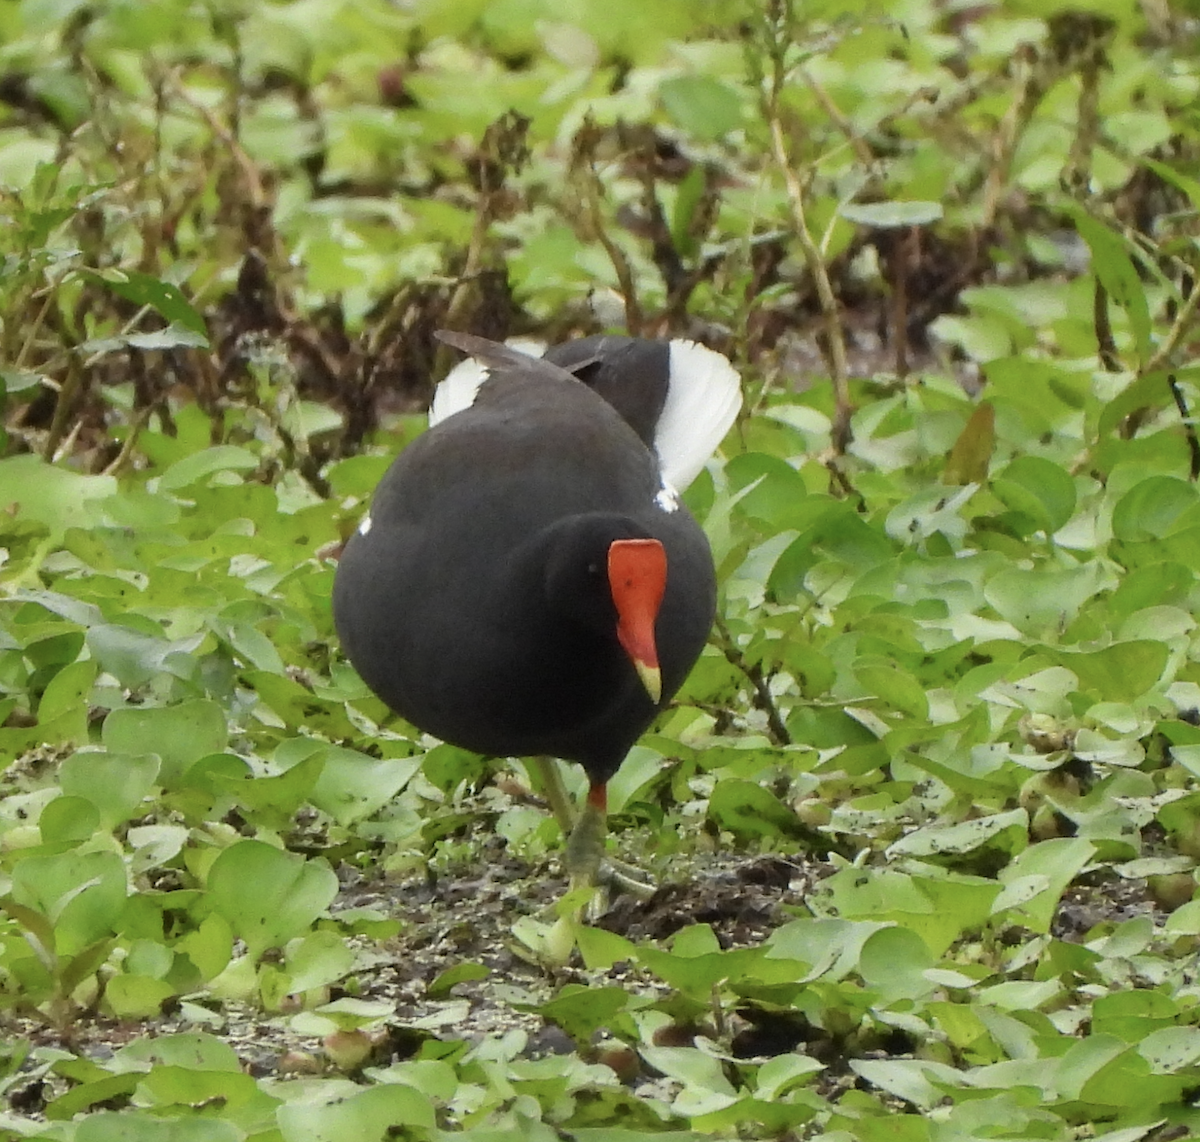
75,1113,240,1142
10,850,128,955
38,795,100,845
994,838,1096,933
426,960,489,999
1044,641,1170,701
538,985,631,1041
105,974,176,1019
157,446,259,491
44,1074,142,1122
204,840,338,959
858,926,936,1003
285,930,358,994
659,75,743,141
856,663,929,720
1111,475,1197,541
984,562,1110,636
85,268,207,337
840,200,944,227
708,779,801,841
275,1082,436,1140
0,454,117,531
81,322,210,354
992,456,1076,534
59,752,161,831
102,701,228,788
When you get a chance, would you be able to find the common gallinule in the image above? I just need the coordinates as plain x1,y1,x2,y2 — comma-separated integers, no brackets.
333,330,741,889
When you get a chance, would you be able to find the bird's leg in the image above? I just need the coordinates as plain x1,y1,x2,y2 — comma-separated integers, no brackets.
530,759,656,902
531,756,577,836
565,783,608,887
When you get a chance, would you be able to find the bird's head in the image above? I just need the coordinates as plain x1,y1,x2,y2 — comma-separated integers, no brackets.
542,517,667,704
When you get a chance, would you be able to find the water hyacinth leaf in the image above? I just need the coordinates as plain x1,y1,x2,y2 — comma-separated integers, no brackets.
0,454,117,531
1097,369,1188,439
984,563,1110,635
205,839,338,959
755,1053,825,1101
9,850,127,955
44,1075,144,1123
538,985,631,1041
105,974,177,1019
175,914,234,984
851,1058,966,1109
725,452,809,530
708,778,801,841
992,455,1076,534
213,750,325,827
211,617,285,674
326,453,393,498
82,322,210,354
1138,1027,1200,1073
1045,641,1170,702
638,941,763,996
639,1046,739,1108
102,701,228,788
282,400,343,440
284,930,358,994
1111,476,1198,542
137,1062,261,1110
86,624,203,690
426,960,489,999
858,926,936,1003
889,808,1029,861
576,925,636,972
38,795,100,845
74,1113,241,1142
812,868,998,958
766,918,890,981
59,752,160,831
276,1082,436,1141
309,748,422,826
1109,561,1193,616
995,838,1096,933
36,658,95,721
856,664,929,720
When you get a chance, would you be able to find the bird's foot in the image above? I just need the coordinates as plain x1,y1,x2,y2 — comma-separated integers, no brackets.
594,856,655,901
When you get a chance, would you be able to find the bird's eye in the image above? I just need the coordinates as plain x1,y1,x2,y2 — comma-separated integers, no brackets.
587,562,601,576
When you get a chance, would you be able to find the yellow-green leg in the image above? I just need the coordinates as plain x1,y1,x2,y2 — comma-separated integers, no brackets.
530,757,654,901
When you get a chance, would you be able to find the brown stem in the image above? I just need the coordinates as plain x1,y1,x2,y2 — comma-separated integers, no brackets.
1168,374,1200,481
763,86,851,451
715,618,791,747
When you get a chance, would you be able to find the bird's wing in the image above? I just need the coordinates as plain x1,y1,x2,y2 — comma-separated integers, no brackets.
430,331,608,426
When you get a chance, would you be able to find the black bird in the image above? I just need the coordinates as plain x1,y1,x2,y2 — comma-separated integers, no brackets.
333,330,741,887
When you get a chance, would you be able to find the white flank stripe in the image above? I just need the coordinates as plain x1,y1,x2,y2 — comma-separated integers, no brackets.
428,338,547,426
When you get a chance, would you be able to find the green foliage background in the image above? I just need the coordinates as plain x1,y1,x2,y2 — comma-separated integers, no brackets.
3,0,1200,1138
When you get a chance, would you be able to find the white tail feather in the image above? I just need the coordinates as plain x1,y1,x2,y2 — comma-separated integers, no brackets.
429,338,547,426
657,341,743,489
